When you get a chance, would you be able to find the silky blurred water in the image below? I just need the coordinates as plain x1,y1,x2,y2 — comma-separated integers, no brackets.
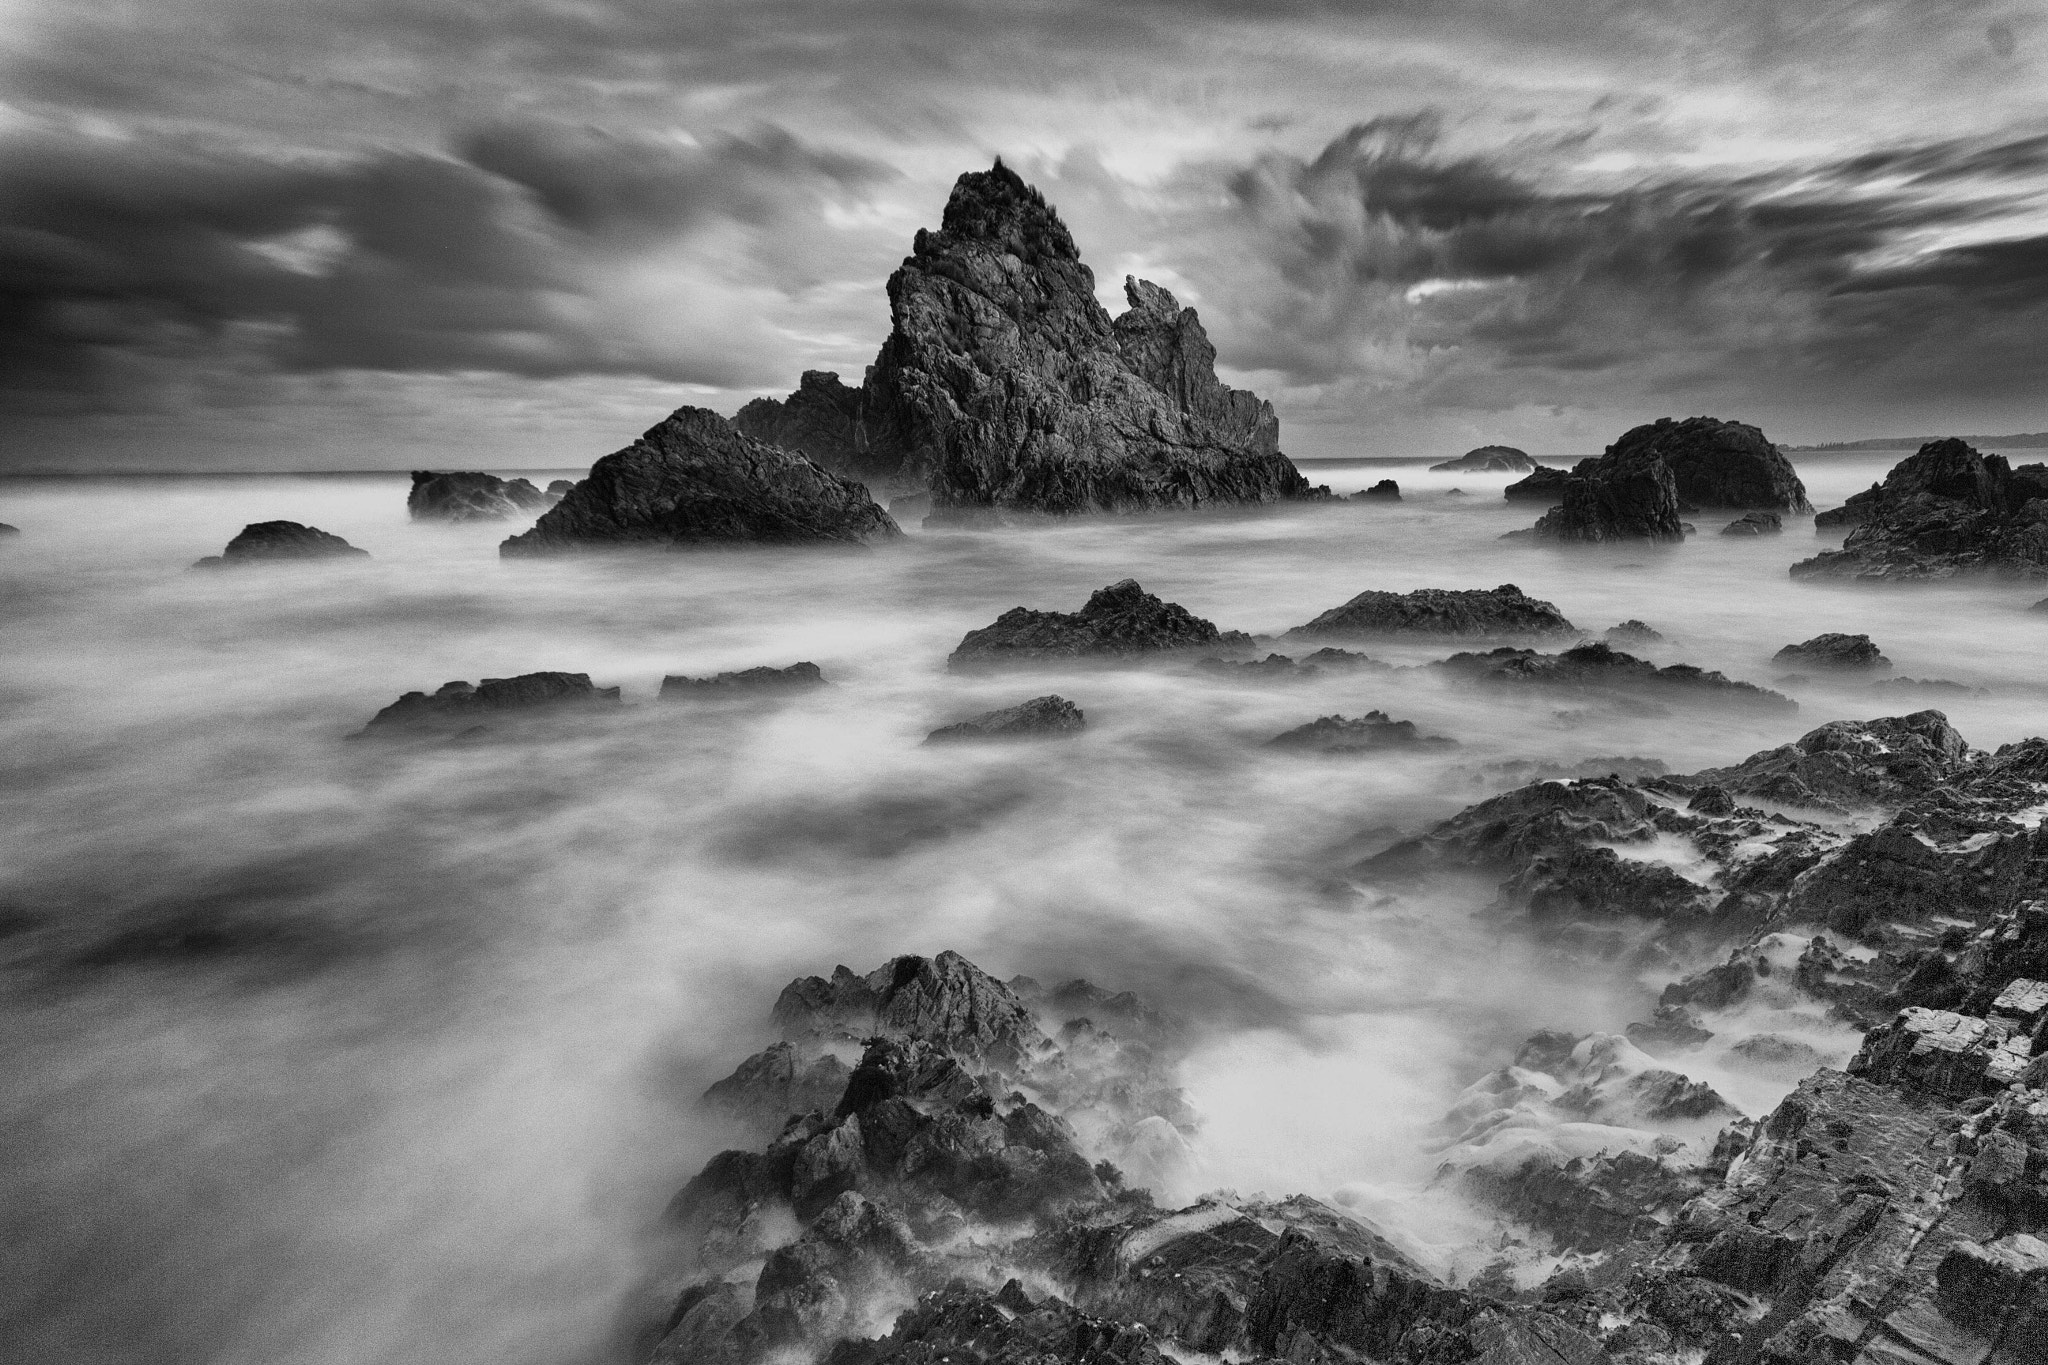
2,452,2044,1363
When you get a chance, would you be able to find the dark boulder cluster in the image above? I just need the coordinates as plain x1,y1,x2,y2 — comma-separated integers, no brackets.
1432,446,1537,473
1797,438,2048,581
407,470,551,522
1772,632,1891,672
733,163,1322,521
193,521,369,568
925,695,1084,743
947,579,1252,670
1510,417,1810,542
1283,584,1576,640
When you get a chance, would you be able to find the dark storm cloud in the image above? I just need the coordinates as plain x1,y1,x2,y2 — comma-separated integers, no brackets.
1205,117,2048,408
0,121,886,410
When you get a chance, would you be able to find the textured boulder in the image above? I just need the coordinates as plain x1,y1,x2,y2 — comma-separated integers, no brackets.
1604,619,1664,646
1720,511,1782,536
1357,479,1401,500
1432,446,1537,473
947,579,1250,670
1504,465,1572,502
1284,584,1575,639
1266,712,1452,754
354,671,620,736
661,662,826,699
193,521,369,568
1437,642,1794,712
407,470,550,522
924,695,1084,743
1794,439,2048,580
500,407,900,555
1686,711,1969,809
770,951,1052,1069
1772,633,1891,672
1524,442,1687,543
1608,417,1811,511
737,162,1319,517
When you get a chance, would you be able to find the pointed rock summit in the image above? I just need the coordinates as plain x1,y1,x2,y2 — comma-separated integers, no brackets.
734,161,1320,521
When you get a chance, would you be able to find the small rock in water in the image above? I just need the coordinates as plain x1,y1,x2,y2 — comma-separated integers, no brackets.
1444,487,1467,497
193,521,369,568
1356,479,1400,500
355,671,620,737
660,662,826,698
1772,632,1891,672
1870,676,1982,697
0,522,19,536
544,479,574,501
1719,510,1783,536
1196,652,1317,681
1266,712,1452,754
925,695,1084,743
1604,619,1664,645
948,579,1251,670
1284,584,1575,639
407,470,550,522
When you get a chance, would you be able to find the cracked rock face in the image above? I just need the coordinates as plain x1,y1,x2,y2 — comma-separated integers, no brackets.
500,407,901,555
733,162,1322,519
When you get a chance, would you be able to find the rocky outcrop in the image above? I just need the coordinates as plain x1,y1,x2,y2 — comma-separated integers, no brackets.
947,580,1251,671
925,695,1084,743
0,522,18,536
732,164,1321,519
1436,642,1795,712
1504,465,1571,502
1686,710,1968,809
500,407,900,555
1604,620,1663,646
1522,442,1687,543
192,521,369,568
1266,712,1453,755
1793,439,2048,581
1720,510,1782,536
354,671,620,736
1613,416,1812,511
1284,584,1576,640
1773,633,1891,672
1432,446,1537,473
407,470,550,522
1358,479,1401,500
661,663,826,699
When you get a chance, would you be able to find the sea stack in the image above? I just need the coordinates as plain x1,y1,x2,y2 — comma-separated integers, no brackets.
733,161,1321,521
408,471,551,522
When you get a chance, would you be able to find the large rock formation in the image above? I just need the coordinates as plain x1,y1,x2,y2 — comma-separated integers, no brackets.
947,579,1252,670
1611,417,1811,511
1432,446,1537,473
500,408,900,555
734,162,1321,519
1795,439,2048,581
1523,442,1688,543
1284,584,1576,639
407,471,550,522
193,521,369,568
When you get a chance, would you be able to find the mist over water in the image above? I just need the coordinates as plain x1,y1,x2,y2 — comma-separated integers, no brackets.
4,452,2046,1364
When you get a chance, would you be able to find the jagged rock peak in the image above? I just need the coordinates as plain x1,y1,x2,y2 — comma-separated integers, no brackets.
920,157,1078,265
771,950,1051,1070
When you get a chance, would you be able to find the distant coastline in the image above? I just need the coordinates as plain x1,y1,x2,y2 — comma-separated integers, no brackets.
1785,432,2048,451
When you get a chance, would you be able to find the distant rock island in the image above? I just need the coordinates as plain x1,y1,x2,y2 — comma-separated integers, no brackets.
734,161,1321,523
1429,445,1536,473
1789,432,2048,451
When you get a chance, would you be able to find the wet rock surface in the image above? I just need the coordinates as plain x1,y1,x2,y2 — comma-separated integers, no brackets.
355,671,621,736
501,407,901,555
925,695,1085,743
193,520,369,567
1434,446,1538,473
948,580,1252,671
407,470,550,522
1773,632,1892,672
661,662,827,699
1284,584,1576,640
736,164,1320,518
1796,439,2048,581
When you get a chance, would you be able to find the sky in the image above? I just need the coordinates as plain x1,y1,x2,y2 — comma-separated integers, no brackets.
2,0,2045,471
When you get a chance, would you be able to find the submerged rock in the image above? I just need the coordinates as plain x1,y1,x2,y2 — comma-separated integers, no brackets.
501,407,900,555
660,662,826,699
1772,632,1891,672
925,695,1084,743
355,671,620,736
1357,478,1401,500
407,470,549,522
737,163,1321,518
1604,619,1664,646
1793,438,2048,581
1503,465,1571,502
1437,641,1795,712
1719,510,1782,536
1266,711,1452,755
947,579,1251,670
1433,446,1537,473
1283,584,1576,639
193,521,369,568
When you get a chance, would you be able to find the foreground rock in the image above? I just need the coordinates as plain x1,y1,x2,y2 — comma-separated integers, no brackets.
948,580,1251,670
355,671,620,736
407,470,550,522
660,663,826,699
734,163,1322,519
1266,711,1452,754
1357,478,1400,500
1772,632,1891,672
1503,465,1571,502
193,521,368,568
925,695,1084,743
1432,446,1537,473
1437,641,1795,713
1794,438,2048,581
1283,584,1575,640
501,407,900,555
